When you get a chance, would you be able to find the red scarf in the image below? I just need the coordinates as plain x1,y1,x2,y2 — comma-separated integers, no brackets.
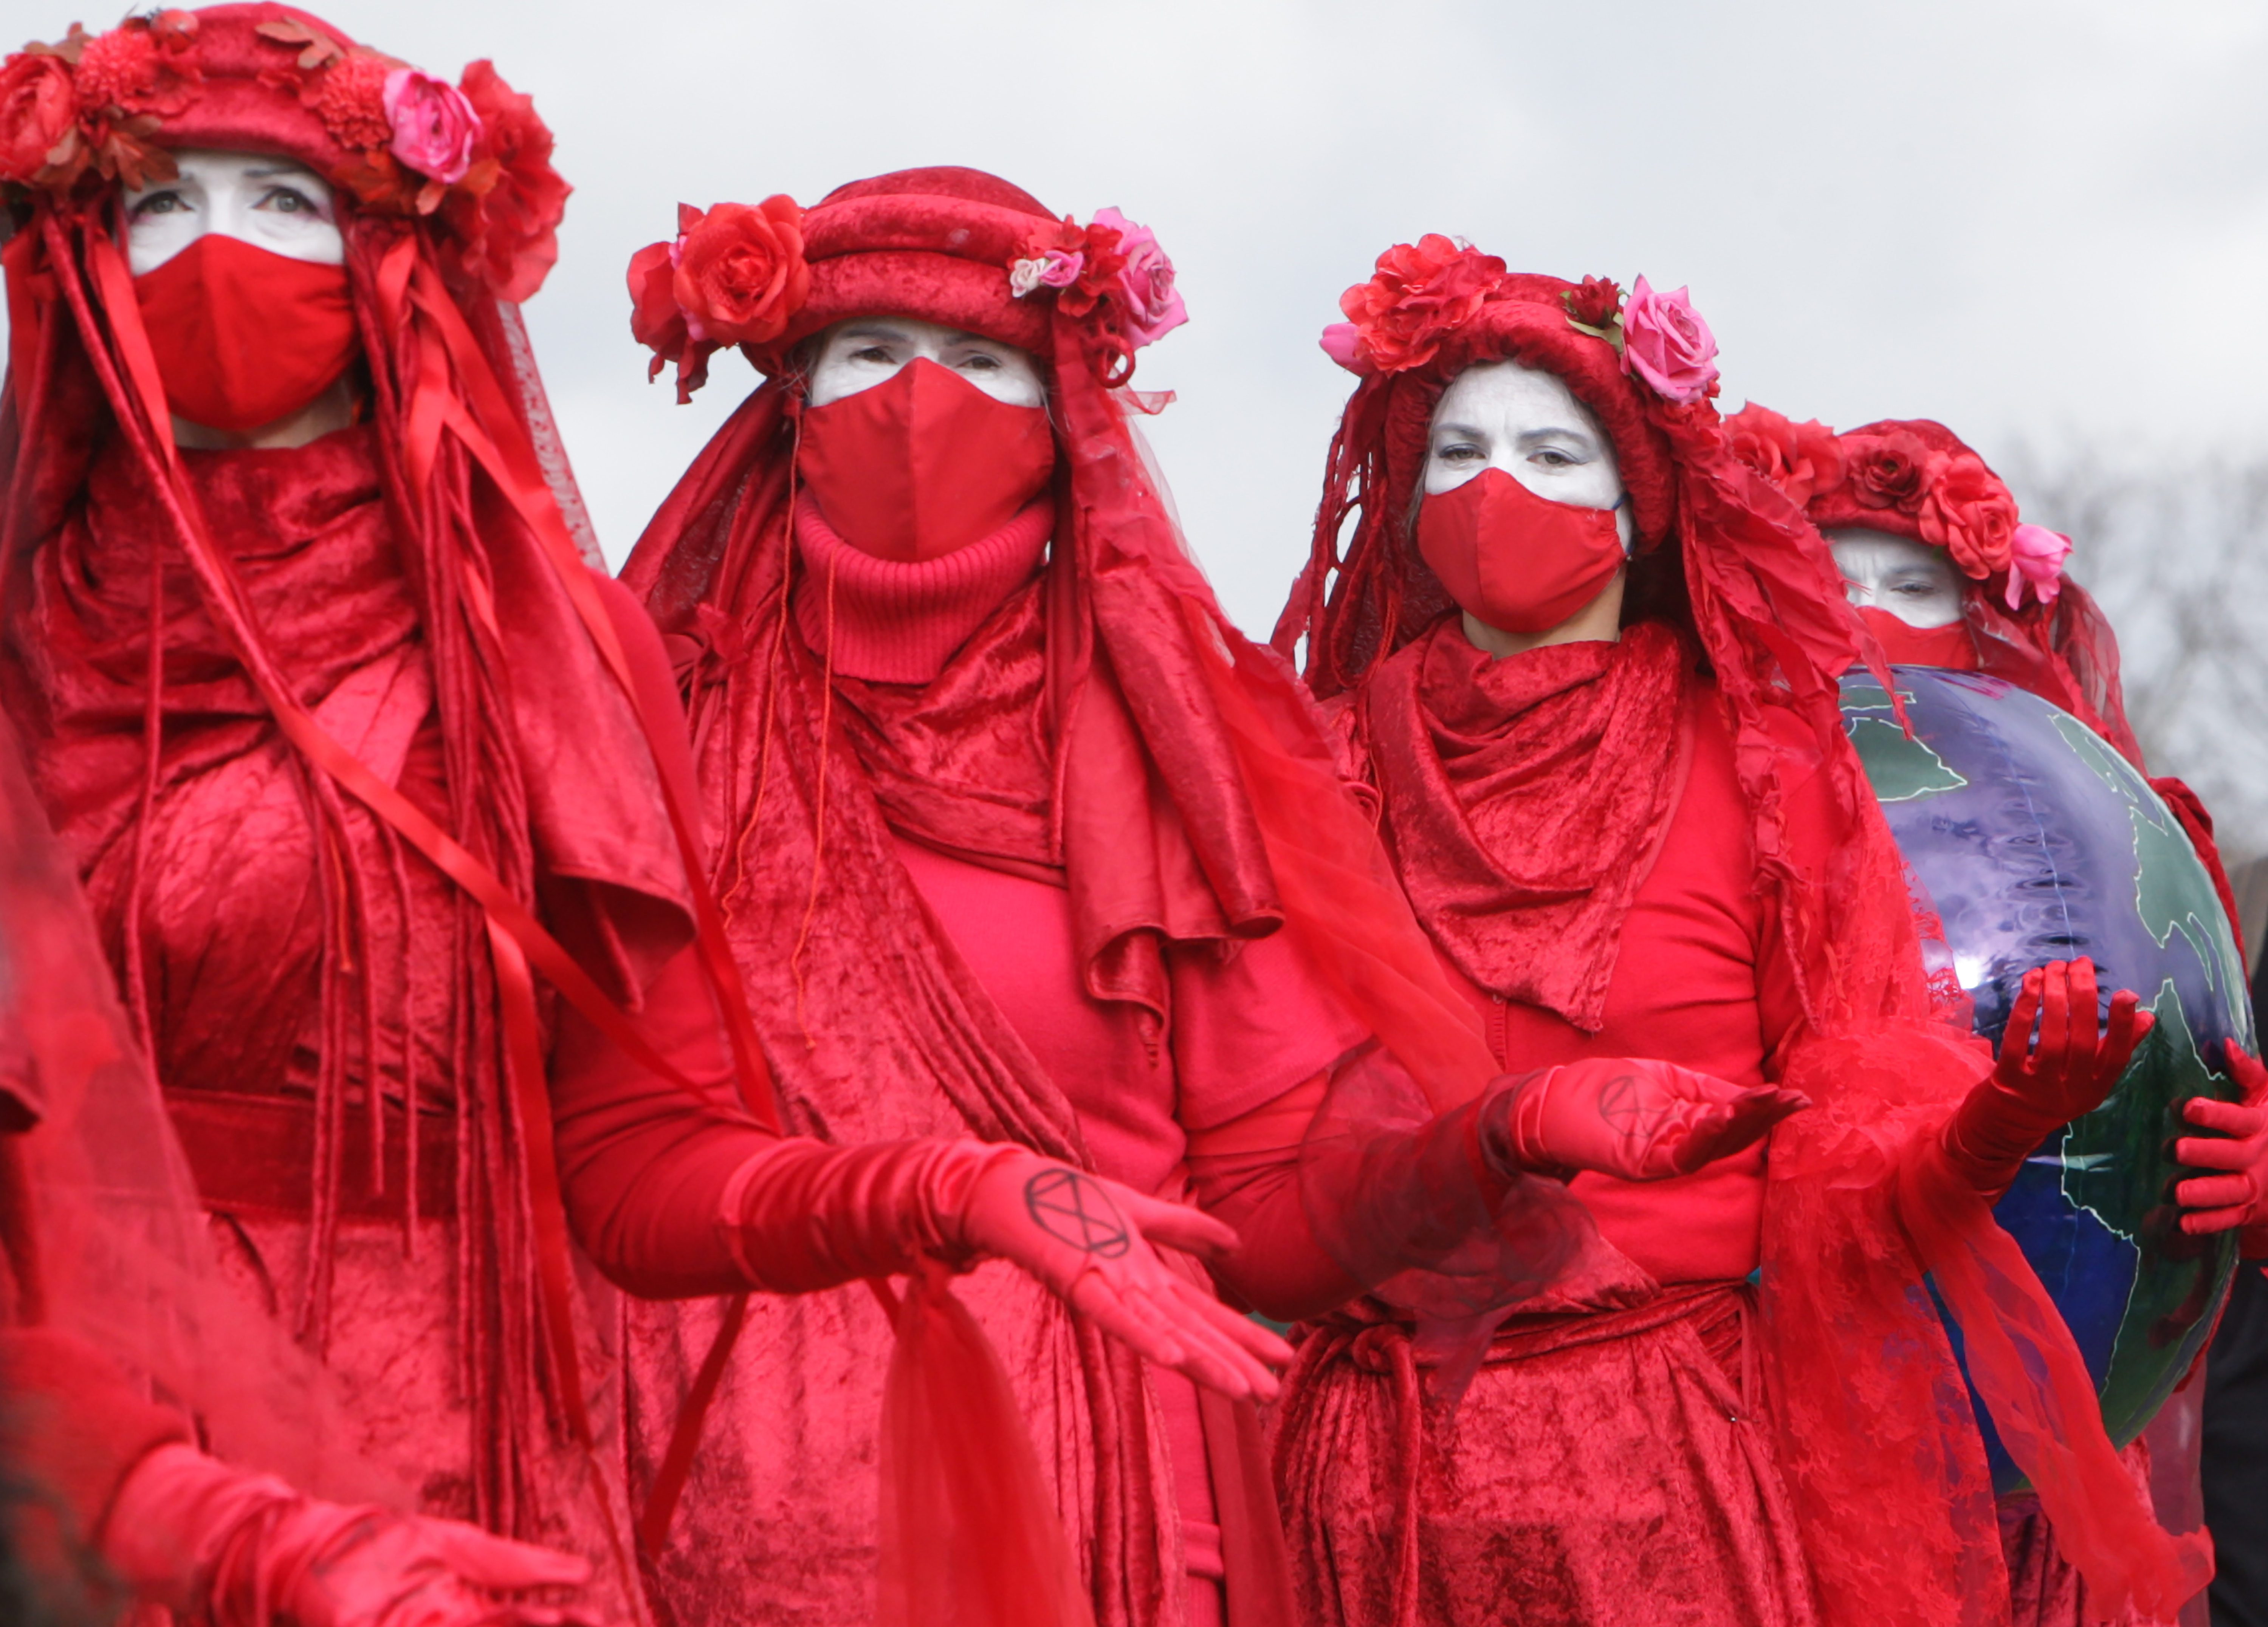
827,573,1060,884
1361,618,1687,1031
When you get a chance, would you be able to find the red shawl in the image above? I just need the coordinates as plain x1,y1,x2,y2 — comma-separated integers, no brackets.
1361,619,1686,1032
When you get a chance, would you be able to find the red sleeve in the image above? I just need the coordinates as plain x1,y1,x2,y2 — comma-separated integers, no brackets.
1185,1068,1363,1323
1168,930,1369,1133
0,1329,190,1547
550,941,776,1299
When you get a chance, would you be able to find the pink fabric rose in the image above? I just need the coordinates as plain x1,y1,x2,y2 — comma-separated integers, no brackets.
1010,249,1083,298
1093,207,1187,349
383,67,479,185
1620,274,1719,404
2005,523,2071,610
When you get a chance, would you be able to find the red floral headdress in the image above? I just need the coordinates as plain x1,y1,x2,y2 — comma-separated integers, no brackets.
627,181,1187,402
1732,409,2074,610
0,4,567,301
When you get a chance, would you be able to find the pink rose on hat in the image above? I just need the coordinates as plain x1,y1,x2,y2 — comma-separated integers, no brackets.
383,67,479,186
1620,275,1718,404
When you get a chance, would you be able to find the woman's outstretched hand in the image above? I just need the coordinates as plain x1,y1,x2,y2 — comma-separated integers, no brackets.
104,1443,610,1627
1940,958,2152,1201
953,1149,1294,1402
1481,1056,1809,1183
2174,1042,2268,1245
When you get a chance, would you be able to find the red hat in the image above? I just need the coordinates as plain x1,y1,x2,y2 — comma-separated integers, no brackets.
0,4,569,302
628,166,1188,401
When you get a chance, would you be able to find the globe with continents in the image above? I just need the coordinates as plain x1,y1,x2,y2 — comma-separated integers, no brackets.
1839,666,2248,1493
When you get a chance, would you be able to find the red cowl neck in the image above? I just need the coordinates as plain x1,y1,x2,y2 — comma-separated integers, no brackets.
1361,616,1689,1031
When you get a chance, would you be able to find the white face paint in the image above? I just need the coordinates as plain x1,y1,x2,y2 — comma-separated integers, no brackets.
1424,359,1635,551
124,149,343,276
806,316,1046,409
1829,528,1967,629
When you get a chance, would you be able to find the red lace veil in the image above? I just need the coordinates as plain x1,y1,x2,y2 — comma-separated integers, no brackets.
1274,267,2211,1624
0,3,752,1534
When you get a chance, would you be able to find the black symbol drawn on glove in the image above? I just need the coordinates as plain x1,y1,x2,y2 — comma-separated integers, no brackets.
1025,1168,1133,1258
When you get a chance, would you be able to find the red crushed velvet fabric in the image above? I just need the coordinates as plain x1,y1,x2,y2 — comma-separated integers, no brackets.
1360,619,1685,1032
1273,1287,1817,1627
824,568,1058,878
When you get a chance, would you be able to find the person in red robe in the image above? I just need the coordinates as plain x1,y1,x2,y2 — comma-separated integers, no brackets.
1727,406,2268,1626
0,8,724,1612
545,168,1808,1627
0,706,610,1627
1268,245,2217,1626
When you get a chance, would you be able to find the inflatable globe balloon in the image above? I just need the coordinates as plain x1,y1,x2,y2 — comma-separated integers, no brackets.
1839,666,2248,1492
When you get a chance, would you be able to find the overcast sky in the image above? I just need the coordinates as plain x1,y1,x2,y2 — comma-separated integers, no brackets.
17,0,2268,635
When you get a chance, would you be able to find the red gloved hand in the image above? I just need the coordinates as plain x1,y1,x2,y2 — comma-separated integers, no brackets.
104,1443,603,1627
721,1137,1292,1402
2174,1041,2268,1248
954,1147,1293,1402
1479,1056,1809,1183
1940,958,2152,1202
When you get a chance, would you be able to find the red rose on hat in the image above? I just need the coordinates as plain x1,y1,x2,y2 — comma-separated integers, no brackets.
1335,234,1506,374
1727,403,1845,506
442,60,570,303
1916,452,2019,577
1844,430,1932,511
1562,275,1624,334
0,52,77,183
672,197,809,347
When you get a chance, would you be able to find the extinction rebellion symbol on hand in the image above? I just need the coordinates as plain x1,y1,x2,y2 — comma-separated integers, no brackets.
1024,1168,1133,1258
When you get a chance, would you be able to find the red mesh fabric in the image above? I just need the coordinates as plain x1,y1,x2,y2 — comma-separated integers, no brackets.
877,1261,1098,1627
1274,270,2207,1623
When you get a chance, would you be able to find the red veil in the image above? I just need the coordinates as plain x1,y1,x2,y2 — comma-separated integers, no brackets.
0,3,741,1536
1275,263,2210,1624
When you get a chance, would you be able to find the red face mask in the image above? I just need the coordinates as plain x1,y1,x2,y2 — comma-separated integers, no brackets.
1415,466,1627,635
797,358,1057,562
1857,606,1980,670
133,234,359,434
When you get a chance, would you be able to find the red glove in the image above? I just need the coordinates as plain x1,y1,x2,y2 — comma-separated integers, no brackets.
1940,959,2152,1202
1478,1056,1808,1183
103,1443,603,1627
2175,1041,2268,1254
720,1137,1292,1402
